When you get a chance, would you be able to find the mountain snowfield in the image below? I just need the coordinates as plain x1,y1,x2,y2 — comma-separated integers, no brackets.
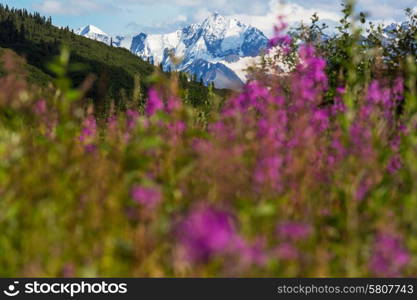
76,13,269,89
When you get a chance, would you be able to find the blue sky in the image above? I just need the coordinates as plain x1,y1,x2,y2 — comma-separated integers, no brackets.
1,0,416,36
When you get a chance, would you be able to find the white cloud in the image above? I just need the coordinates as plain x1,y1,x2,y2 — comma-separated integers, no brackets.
137,0,342,36
230,0,342,37
125,13,191,34
35,0,117,15
114,0,270,15
33,0,414,35
116,0,412,21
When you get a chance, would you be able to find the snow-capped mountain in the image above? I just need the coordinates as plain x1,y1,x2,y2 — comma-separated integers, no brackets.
76,25,112,45
128,13,268,89
76,13,269,89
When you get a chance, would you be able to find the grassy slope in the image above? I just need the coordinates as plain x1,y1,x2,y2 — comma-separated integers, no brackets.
0,27,155,101
0,46,53,85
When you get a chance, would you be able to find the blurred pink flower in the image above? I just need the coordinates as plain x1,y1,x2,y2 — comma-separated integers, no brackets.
177,207,237,263
277,243,299,261
126,109,139,130
33,99,47,116
131,185,162,209
277,222,312,241
370,233,409,277
145,89,164,116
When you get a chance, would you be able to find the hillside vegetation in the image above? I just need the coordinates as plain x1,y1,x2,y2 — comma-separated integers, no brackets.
0,5,220,113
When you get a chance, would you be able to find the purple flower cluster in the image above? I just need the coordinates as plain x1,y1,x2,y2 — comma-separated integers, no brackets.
276,222,312,261
177,206,267,267
145,89,164,117
131,185,162,209
268,16,292,54
177,207,236,263
277,222,312,241
69,22,407,275
206,44,335,194
126,109,140,130
33,99,57,138
370,233,410,277
79,115,97,152
33,99,47,116
79,115,96,143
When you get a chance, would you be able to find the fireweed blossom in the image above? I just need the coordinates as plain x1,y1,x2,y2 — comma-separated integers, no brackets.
347,79,405,165
355,178,372,202
212,45,331,194
167,121,186,143
33,99,57,138
312,108,330,133
268,16,292,55
233,237,268,267
176,207,268,267
222,81,270,118
388,123,406,174
370,233,410,277
393,77,404,103
293,45,328,107
107,115,118,131
79,115,96,142
33,99,47,116
79,115,97,152
387,155,402,174
349,97,375,160
166,96,182,113
131,185,162,209
277,222,312,242
367,81,391,106
126,109,140,130
368,79,404,127
274,222,312,263
276,242,299,261
145,89,164,116
144,41,407,273
367,80,396,125
177,207,238,263
331,87,347,115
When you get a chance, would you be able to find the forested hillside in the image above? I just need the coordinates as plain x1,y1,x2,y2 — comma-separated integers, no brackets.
0,5,220,111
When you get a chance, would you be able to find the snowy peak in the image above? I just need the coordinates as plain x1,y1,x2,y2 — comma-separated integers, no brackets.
195,13,262,58
128,13,268,89
127,13,267,63
77,25,108,36
76,25,111,45
201,12,247,37
75,15,268,89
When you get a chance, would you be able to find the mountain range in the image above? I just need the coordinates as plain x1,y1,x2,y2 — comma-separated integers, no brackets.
76,13,269,90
